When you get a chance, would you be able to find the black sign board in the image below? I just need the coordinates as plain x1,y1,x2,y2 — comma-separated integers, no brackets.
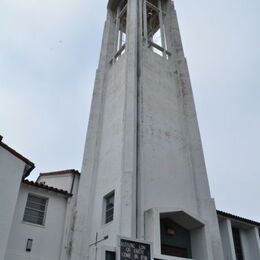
120,238,151,260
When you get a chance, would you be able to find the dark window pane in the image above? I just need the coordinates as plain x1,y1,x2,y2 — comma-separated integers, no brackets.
161,244,188,258
23,214,43,225
105,192,114,224
160,218,192,258
27,201,46,211
23,194,47,225
232,228,244,260
106,251,116,260
24,208,44,218
28,195,46,205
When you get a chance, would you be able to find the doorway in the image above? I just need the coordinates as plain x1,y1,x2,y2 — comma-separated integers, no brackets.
160,218,192,258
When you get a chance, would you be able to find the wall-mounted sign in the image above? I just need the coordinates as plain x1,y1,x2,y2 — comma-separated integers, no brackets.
120,238,151,260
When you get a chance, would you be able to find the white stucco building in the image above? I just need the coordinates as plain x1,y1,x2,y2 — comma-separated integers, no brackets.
0,135,80,260
0,137,260,260
0,135,34,260
0,1,259,260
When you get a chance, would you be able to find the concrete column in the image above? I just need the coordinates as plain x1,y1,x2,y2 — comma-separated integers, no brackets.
240,227,260,259
144,209,161,256
191,226,213,260
120,0,138,238
219,219,236,260
257,228,260,253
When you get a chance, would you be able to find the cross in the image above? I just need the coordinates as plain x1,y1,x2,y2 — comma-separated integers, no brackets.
88,233,109,260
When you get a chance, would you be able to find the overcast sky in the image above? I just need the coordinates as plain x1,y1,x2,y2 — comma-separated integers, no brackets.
0,0,259,221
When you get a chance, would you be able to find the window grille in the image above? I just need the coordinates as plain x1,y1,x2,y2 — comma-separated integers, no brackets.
23,194,48,225
105,191,115,224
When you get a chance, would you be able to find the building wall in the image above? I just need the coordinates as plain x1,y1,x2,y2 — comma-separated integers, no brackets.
60,174,80,260
138,3,224,256
5,183,68,260
70,0,139,255
37,174,74,193
140,48,198,213
217,215,260,260
240,227,260,260
70,1,258,259
0,146,26,260
85,52,127,252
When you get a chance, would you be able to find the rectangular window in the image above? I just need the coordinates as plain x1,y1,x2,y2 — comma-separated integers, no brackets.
104,191,115,224
23,194,48,225
232,227,244,260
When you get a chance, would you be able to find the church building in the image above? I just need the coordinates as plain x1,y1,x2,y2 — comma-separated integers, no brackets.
1,1,260,260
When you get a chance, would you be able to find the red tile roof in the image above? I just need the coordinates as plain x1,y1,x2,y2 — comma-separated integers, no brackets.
23,179,72,197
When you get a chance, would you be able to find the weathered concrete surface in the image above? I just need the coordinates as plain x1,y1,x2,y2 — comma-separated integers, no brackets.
70,1,138,259
240,227,260,259
71,0,225,259
219,219,236,260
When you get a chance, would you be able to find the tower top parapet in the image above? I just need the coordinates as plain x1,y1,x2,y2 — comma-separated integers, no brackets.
107,0,122,10
108,0,169,10
107,0,116,10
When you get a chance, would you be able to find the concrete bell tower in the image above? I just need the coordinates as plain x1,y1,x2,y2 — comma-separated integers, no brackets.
71,0,225,259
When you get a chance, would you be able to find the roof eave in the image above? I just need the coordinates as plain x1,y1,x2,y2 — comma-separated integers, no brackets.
22,180,73,197
217,210,260,228
23,164,36,180
0,136,35,179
